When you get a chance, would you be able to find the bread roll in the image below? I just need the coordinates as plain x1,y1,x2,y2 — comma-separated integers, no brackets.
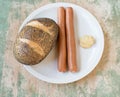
13,18,59,65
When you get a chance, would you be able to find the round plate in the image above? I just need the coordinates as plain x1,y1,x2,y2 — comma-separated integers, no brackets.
19,2,104,84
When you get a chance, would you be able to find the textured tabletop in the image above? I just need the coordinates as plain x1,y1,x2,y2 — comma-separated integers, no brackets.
0,0,120,97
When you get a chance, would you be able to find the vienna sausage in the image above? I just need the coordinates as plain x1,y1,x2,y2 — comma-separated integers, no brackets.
66,7,77,72
58,7,67,72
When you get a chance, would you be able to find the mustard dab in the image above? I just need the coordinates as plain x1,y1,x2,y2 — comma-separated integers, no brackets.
80,35,96,48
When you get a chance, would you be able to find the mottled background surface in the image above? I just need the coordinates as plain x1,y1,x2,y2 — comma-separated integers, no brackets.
0,0,120,97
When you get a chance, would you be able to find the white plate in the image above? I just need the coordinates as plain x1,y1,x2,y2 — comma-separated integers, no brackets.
19,3,104,84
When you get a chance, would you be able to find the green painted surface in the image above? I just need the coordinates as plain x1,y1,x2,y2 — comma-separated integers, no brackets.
116,47,120,64
17,72,27,97
49,0,56,3
14,0,35,4
0,0,12,93
0,0,120,97
108,0,120,40
0,86,14,97
31,93,39,97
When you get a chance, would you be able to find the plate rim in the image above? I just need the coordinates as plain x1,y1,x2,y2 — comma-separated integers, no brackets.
21,2,105,84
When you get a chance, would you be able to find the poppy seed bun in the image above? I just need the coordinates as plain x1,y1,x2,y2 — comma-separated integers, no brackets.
13,18,59,65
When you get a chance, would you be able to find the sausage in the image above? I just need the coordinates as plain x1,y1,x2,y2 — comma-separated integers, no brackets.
57,7,67,72
66,7,77,72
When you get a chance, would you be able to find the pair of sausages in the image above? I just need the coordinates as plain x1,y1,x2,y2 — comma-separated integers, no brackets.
58,7,77,72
